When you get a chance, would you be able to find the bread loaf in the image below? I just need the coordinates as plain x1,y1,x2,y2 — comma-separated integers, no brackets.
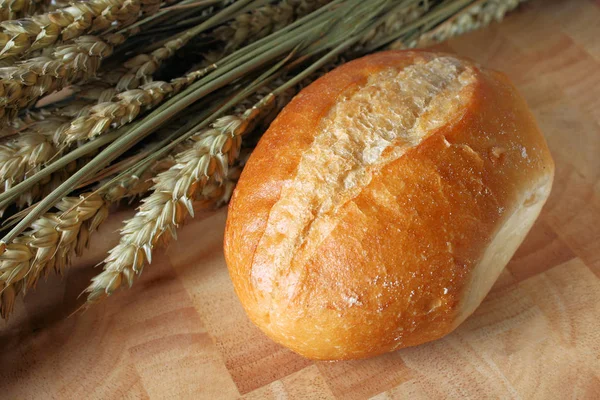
224,50,554,360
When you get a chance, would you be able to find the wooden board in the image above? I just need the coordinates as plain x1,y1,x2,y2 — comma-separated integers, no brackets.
1,0,600,398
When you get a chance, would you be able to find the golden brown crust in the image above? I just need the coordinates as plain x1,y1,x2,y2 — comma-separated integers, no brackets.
224,50,554,360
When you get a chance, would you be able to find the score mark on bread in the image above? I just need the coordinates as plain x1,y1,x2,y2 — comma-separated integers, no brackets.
253,57,475,295
224,50,554,360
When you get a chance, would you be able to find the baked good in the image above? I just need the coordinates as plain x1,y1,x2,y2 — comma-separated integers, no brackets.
224,50,554,360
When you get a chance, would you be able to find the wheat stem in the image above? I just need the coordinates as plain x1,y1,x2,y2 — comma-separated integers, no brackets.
93,0,330,99
107,0,255,90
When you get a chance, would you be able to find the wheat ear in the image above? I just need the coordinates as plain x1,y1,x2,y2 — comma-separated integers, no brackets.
83,92,277,303
0,34,118,123
409,0,522,48
0,154,174,318
0,0,156,59
0,0,51,22
0,133,55,192
0,118,64,206
53,66,213,145
213,0,331,53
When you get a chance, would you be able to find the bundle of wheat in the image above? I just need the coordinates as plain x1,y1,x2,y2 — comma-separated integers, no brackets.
0,0,524,319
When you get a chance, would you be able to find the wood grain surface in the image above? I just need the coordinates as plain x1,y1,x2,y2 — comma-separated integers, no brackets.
1,0,599,398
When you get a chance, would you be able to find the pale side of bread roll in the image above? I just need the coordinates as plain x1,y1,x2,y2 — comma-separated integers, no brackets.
224,50,554,360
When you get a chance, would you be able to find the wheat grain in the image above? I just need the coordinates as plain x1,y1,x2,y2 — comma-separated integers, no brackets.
0,240,31,289
0,0,51,22
38,0,70,14
0,0,157,59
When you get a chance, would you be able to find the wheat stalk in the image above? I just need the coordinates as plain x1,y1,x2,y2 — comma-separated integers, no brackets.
0,0,157,59
84,91,279,303
94,0,331,99
53,66,213,145
51,0,334,141
0,153,175,318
